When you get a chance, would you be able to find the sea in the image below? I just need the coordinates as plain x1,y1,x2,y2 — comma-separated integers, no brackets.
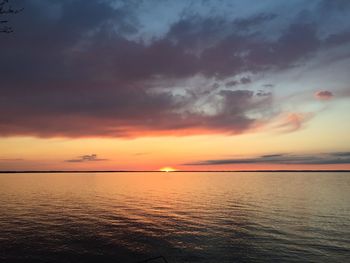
0,172,349,263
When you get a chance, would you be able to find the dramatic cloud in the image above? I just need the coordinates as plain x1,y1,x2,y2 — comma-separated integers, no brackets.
186,152,350,166
314,90,334,100
0,0,350,138
65,154,107,163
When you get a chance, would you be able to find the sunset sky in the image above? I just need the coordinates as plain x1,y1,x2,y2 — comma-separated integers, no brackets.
1,0,350,171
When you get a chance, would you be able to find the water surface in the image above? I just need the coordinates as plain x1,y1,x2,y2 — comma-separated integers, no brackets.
0,172,349,262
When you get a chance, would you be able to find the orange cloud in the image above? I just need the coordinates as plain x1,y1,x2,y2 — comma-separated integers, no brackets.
274,112,314,132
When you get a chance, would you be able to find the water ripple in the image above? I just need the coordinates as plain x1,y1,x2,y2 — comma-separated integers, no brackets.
0,172,349,262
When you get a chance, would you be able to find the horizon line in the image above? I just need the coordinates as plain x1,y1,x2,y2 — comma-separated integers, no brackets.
1,170,350,173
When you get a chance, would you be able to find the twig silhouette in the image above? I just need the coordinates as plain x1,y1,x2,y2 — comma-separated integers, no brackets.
0,0,22,33
136,255,169,263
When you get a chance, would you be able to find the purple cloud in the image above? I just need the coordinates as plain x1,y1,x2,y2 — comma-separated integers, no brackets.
185,152,350,166
314,90,334,100
0,0,349,138
65,154,107,163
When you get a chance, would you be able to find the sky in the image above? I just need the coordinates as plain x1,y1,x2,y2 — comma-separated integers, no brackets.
0,0,350,171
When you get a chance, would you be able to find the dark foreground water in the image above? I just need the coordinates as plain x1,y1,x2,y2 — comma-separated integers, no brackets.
0,172,349,263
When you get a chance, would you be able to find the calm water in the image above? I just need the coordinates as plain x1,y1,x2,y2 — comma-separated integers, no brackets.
0,172,349,263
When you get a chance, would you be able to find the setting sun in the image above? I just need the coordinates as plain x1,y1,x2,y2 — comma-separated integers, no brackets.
1,1,350,262
159,167,177,172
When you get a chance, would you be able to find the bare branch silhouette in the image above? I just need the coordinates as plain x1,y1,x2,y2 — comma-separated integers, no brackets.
0,0,22,33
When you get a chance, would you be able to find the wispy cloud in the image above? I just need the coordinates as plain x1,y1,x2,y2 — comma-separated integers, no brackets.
65,154,107,163
132,152,150,156
185,152,350,166
0,158,24,161
273,112,314,133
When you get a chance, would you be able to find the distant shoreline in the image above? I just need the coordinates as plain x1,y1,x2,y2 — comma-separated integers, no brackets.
1,170,350,173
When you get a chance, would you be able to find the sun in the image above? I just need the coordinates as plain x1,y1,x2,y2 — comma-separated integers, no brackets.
159,167,177,172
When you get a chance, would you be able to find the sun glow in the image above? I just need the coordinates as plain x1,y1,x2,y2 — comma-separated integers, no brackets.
159,167,177,172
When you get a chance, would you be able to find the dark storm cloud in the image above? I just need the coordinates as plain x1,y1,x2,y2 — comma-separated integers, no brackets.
65,154,107,163
1,0,350,138
186,152,350,166
247,23,321,70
